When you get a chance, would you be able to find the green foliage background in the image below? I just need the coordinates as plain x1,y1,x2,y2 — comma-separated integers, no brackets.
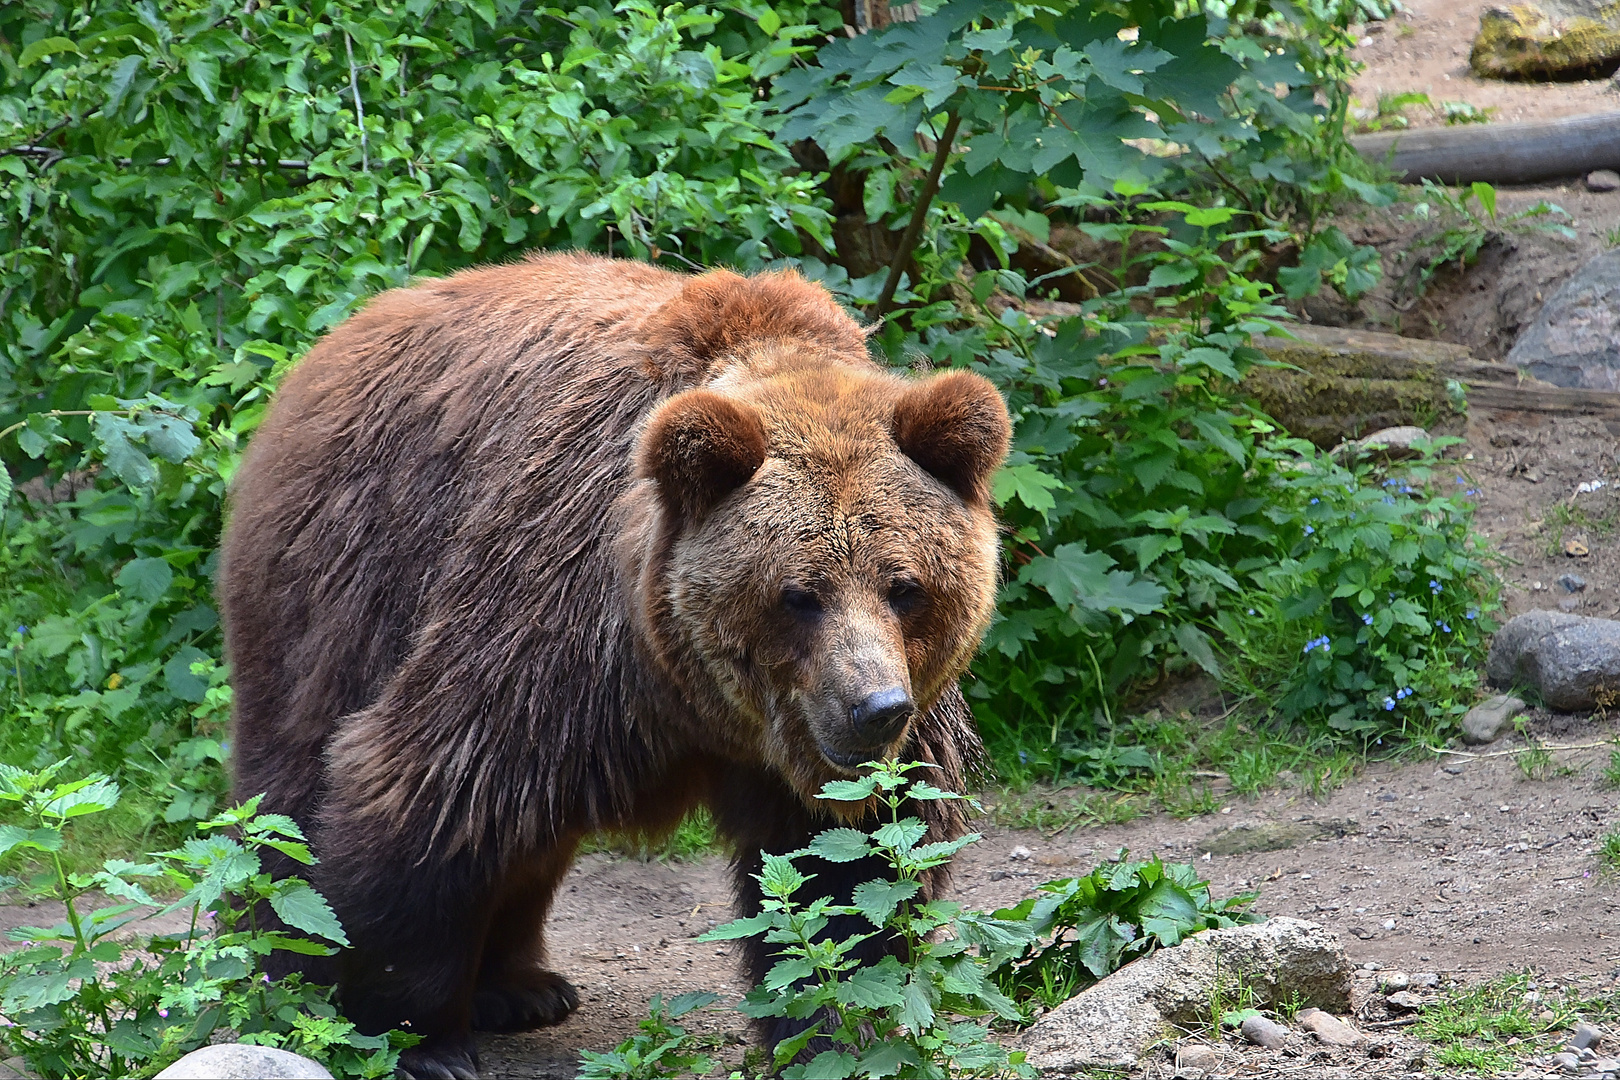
1,0,1496,831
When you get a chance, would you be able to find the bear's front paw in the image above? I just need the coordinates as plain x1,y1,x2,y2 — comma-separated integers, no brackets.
396,1032,479,1080
471,968,580,1032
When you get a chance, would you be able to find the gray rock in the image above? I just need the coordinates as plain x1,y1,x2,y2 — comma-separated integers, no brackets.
1241,1015,1290,1049
1176,1043,1224,1073
1507,250,1620,390
155,1045,333,1080
1380,971,1410,992
0,1057,34,1080
1486,610,1620,710
1589,170,1620,193
1560,574,1588,593
1413,972,1440,989
1387,990,1425,1011
1555,1050,1582,1074
1298,1007,1366,1047
1017,917,1352,1071
1461,694,1527,743
1575,1023,1606,1050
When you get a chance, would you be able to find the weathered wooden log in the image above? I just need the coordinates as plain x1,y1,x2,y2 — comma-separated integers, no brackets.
1250,324,1620,443
1349,112,1620,185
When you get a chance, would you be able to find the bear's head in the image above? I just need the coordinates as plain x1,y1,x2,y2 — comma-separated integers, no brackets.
631,291,1010,803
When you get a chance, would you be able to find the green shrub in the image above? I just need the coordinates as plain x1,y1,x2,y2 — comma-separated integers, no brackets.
0,761,410,1078
992,856,1260,1010
0,0,831,809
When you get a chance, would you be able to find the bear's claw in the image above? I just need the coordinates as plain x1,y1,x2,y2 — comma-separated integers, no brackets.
472,968,580,1032
396,1035,479,1080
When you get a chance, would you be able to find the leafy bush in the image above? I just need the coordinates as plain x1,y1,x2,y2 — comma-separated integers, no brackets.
584,761,1264,1078
0,762,409,1078
0,0,830,812
694,760,1034,1079
992,856,1260,1010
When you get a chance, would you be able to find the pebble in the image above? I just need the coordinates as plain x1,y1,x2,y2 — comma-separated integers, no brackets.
1559,574,1588,593
1176,1043,1223,1073
1007,845,1031,861
1241,1015,1289,1049
1574,1023,1605,1051
1555,1051,1581,1074
1560,596,1582,612
1412,972,1440,989
1381,971,1410,992
1588,169,1620,193
1382,918,1397,930
1387,991,1425,1011
1460,694,1526,745
1299,1009,1365,1047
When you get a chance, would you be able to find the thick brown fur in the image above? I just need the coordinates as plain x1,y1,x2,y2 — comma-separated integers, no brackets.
220,253,1010,1079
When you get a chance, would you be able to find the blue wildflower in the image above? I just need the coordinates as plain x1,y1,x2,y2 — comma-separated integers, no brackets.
1430,580,1441,593
1304,525,1315,535
1362,613,1373,625
1247,609,1256,616
1465,608,1478,620
14,626,24,636
1441,622,1452,633
1383,495,1395,505
1384,697,1396,710
1018,750,1029,764
1310,497,1319,505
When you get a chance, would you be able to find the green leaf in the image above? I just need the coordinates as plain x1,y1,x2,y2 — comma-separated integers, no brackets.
697,912,776,941
1146,262,1199,289
1020,544,1167,618
897,975,935,1034
116,557,173,602
818,777,879,802
851,878,921,926
269,882,349,946
18,37,78,67
666,990,719,1018
992,463,1068,517
807,828,872,863
1174,623,1220,676
42,776,120,819
0,825,63,857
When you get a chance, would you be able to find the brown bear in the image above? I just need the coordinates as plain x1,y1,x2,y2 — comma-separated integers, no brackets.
219,252,1010,1079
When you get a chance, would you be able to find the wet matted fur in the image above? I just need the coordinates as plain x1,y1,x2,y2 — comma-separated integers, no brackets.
220,253,1009,1078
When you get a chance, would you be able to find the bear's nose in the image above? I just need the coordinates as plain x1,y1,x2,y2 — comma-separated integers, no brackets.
850,687,915,743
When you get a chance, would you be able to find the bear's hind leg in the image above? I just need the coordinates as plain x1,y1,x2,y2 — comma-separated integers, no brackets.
472,842,581,1033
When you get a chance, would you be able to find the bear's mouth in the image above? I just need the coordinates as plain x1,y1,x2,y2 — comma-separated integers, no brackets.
815,741,872,771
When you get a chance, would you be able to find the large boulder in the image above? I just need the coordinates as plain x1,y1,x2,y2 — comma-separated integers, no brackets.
1487,610,1620,710
1015,917,1353,1072
154,1045,332,1080
1471,1,1620,80
1507,250,1620,391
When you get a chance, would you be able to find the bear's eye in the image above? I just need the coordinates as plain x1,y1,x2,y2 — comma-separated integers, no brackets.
781,588,823,617
887,579,925,614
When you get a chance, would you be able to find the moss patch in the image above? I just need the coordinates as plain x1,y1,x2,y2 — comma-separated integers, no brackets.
1244,329,1466,447
1470,2,1620,80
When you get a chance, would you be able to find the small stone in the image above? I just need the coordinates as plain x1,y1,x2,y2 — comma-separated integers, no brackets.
1387,991,1425,1011
1443,765,1464,774
1595,1057,1620,1073
1298,1008,1366,1047
1382,918,1397,930
1176,1044,1223,1073
1588,170,1620,193
1559,574,1588,593
1574,1023,1606,1050
1413,972,1440,988
1511,250,1620,391
1008,845,1031,861
1363,961,1383,971
155,1045,333,1080
1381,972,1410,992
1566,539,1590,558
1348,425,1431,460
1241,1015,1290,1049
989,869,1008,881
0,1058,33,1080
1554,1050,1581,1074
1560,596,1582,612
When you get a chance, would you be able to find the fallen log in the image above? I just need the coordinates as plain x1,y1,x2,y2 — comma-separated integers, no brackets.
1349,112,1620,185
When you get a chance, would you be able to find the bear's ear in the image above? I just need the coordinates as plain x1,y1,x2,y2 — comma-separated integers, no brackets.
892,370,1011,505
637,390,768,523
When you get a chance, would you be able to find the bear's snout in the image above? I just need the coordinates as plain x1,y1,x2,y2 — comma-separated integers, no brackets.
849,686,914,745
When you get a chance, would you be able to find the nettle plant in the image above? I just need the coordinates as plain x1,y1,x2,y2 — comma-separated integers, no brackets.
0,762,409,1079
696,761,1036,1080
